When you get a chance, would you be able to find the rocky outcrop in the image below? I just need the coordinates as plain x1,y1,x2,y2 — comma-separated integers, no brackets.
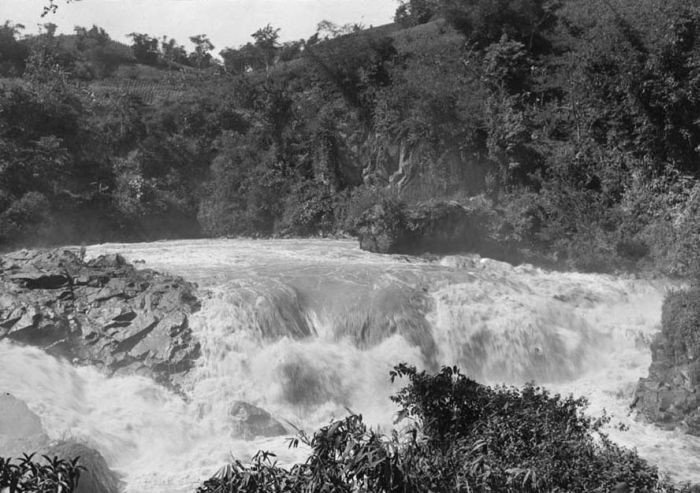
0,248,201,388
634,288,700,434
356,199,502,256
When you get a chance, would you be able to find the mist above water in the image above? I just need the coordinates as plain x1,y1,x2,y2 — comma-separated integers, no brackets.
2,238,699,492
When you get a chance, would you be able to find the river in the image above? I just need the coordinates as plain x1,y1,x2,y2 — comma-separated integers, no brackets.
1,238,699,492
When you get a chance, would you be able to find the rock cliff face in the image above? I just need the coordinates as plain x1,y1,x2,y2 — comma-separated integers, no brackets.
0,248,201,389
634,288,700,435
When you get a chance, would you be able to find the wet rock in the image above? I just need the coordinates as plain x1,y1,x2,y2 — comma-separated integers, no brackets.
0,248,201,389
230,401,288,439
45,441,121,493
356,199,502,256
87,253,127,269
356,200,410,254
634,287,700,435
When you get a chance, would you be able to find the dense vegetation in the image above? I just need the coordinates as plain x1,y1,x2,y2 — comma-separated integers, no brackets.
0,454,82,492
4,3,700,490
198,364,687,492
2,0,700,275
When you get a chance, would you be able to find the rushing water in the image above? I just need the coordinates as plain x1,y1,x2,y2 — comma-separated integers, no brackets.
2,238,700,491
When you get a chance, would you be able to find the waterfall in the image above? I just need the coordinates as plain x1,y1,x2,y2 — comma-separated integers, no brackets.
2,238,699,492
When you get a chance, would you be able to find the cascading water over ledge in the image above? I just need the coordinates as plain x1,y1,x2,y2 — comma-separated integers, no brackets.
2,238,700,492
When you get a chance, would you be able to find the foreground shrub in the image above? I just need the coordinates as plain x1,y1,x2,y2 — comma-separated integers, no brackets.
198,364,686,493
0,454,82,493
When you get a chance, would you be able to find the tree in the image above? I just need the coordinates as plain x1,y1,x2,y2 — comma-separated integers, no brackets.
278,40,304,62
188,34,215,68
42,23,57,38
441,0,561,53
160,37,189,65
71,25,129,78
128,32,159,65
0,22,29,76
220,46,253,74
251,24,280,72
74,25,110,48
394,0,441,27
304,30,398,128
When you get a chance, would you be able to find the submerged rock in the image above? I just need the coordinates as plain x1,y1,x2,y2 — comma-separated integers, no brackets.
0,248,201,389
634,287,700,435
229,401,288,439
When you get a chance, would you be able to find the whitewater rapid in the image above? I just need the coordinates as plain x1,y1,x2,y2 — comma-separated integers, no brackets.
2,238,700,491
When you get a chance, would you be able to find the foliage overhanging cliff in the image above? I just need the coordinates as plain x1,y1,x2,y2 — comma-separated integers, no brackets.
2,0,700,274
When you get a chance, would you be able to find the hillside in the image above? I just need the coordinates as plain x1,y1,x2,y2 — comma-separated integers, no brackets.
1,0,700,276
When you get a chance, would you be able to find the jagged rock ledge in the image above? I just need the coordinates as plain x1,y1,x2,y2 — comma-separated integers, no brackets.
0,248,201,389
634,287,700,435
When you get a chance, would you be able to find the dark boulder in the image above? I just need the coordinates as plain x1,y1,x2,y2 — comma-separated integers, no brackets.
356,199,411,254
356,199,500,255
44,441,122,493
634,287,700,435
0,248,201,389
229,401,288,439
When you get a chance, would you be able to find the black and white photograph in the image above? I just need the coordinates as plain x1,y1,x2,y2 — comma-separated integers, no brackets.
1,0,700,491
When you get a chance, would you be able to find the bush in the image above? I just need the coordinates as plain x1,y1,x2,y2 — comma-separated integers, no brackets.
0,191,52,245
198,364,685,493
0,454,83,493
278,181,336,236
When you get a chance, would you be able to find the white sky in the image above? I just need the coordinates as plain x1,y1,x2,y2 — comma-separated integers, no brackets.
0,0,398,51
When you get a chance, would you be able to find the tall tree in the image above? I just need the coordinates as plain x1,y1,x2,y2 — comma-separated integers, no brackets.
251,24,280,72
188,34,215,68
128,32,159,65
0,22,28,76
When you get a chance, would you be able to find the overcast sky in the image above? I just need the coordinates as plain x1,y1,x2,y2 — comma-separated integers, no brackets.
0,0,397,51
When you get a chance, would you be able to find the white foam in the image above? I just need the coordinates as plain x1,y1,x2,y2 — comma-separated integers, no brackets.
1,239,694,491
